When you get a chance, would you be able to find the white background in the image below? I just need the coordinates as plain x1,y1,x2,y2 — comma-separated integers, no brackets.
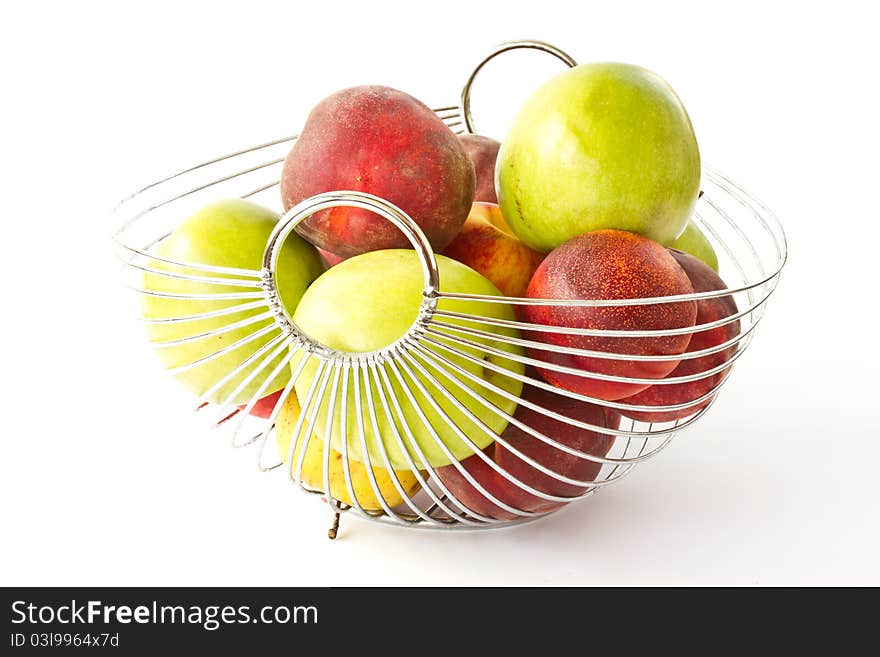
2,0,878,586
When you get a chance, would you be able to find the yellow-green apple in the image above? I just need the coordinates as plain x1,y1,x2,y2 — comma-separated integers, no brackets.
291,250,525,470
281,85,475,258
497,63,701,252
436,374,618,519
521,229,698,401
142,199,324,404
458,134,501,203
669,220,719,272
442,202,545,298
618,249,739,422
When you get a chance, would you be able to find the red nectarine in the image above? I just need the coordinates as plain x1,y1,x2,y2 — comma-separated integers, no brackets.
618,249,740,422
435,378,617,520
521,230,698,401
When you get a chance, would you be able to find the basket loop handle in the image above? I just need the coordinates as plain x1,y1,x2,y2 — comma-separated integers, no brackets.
262,191,441,350
460,40,578,135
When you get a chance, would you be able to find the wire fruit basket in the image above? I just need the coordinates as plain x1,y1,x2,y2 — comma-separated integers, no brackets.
113,41,787,537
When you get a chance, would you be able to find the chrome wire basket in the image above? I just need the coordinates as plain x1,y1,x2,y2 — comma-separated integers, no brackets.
112,41,787,536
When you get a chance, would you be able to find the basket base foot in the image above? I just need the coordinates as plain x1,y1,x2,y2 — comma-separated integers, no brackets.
327,510,341,540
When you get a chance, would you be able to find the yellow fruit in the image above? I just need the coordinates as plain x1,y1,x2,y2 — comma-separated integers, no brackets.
276,392,422,511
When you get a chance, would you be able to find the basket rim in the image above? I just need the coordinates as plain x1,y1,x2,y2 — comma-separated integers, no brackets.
111,133,788,309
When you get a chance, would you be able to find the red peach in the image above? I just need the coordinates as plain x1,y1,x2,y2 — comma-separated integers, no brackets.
442,202,545,298
281,85,475,258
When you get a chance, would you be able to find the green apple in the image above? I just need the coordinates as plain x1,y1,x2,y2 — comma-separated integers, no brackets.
497,62,701,252
142,199,324,404
291,250,525,470
669,220,719,271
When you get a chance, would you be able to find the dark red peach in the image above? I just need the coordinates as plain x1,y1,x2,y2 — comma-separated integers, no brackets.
458,133,501,203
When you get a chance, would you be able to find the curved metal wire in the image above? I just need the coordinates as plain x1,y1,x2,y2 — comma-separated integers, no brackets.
460,39,578,134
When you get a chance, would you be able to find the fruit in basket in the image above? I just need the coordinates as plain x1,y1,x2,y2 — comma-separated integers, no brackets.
670,220,718,272
141,199,324,404
442,202,545,297
436,379,618,519
618,249,740,422
318,248,345,268
281,85,475,258
522,229,698,401
494,385,618,504
458,134,501,203
238,389,284,419
496,62,701,252
276,390,421,510
291,250,525,470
